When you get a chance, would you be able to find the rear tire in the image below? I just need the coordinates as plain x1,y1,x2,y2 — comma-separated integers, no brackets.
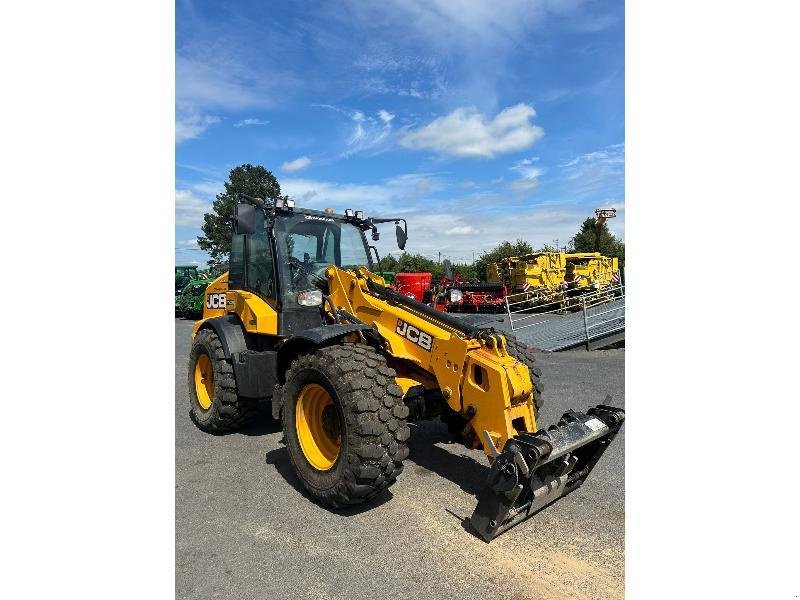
504,334,544,413
280,344,410,508
188,328,258,433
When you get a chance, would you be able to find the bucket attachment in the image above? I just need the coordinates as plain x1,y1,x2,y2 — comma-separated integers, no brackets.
469,402,625,541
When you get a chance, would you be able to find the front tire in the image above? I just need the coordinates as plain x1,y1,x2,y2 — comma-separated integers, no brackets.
504,334,544,413
188,328,258,433
280,344,410,508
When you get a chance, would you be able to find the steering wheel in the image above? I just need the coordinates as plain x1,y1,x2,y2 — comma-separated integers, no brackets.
289,256,328,289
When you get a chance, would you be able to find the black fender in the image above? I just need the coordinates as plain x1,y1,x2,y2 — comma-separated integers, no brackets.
271,323,373,419
197,314,277,399
197,314,248,360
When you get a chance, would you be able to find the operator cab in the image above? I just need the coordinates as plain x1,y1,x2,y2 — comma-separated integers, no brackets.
228,195,406,336
277,212,373,293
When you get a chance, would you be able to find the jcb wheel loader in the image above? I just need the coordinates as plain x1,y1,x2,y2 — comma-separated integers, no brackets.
188,194,624,541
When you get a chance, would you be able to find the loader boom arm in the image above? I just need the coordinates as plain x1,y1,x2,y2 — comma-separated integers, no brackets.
326,265,537,456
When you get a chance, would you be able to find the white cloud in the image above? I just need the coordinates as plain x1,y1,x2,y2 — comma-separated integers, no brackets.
508,177,541,192
281,173,443,215
508,157,544,191
175,43,296,142
175,189,212,227
234,118,269,128
313,104,398,156
414,178,432,192
345,109,394,156
176,105,220,144
282,156,312,172
190,180,224,197
559,143,624,196
444,225,477,235
400,103,544,158
176,52,295,111
344,1,585,51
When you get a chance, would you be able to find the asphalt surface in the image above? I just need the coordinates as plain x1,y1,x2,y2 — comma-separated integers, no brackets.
176,318,625,599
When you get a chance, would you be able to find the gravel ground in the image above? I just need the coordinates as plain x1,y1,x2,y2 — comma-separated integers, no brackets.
175,318,625,599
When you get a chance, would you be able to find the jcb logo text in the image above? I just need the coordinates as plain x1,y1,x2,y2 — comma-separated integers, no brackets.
206,293,227,309
396,319,433,351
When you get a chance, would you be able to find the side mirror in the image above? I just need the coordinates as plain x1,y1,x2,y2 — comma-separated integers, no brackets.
396,224,407,250
232,203,256,235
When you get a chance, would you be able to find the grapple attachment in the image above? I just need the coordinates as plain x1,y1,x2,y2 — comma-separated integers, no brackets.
470,403,625,541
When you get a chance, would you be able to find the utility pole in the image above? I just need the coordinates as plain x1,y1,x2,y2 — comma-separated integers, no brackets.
438,251,441,264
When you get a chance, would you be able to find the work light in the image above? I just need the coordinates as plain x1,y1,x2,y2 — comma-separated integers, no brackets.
296,290,323,306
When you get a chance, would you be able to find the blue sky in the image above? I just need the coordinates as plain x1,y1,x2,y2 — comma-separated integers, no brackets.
176,0,624,266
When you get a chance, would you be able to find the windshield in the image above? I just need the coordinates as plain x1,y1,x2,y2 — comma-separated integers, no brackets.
175,267,199,292
274,213,372,296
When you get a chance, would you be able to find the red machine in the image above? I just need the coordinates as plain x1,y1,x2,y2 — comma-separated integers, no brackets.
394,272,433,303
432,266,508,313
440,280,508,313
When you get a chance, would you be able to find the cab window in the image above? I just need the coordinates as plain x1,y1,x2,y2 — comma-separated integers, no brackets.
229,209,275,299
245,231,274,297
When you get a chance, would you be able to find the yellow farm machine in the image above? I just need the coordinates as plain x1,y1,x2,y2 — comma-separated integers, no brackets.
488,208,621,311
487,251,567,306
187,194,624,540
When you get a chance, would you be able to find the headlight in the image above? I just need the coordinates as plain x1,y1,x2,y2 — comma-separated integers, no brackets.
286,198,295,208
354,210,364,220
297,290,323,306
450,289,463,302
345,209,354,217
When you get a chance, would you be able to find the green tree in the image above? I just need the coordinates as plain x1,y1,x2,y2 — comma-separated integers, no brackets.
197,164,283,264
568,217,625,267
453,262,477,281
397,252,444,279
387,253,476,281
376,252,399,273
474,239,534,281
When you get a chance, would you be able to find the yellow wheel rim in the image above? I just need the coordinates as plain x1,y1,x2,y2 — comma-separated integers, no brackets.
194,354,214,410
295,383,341,471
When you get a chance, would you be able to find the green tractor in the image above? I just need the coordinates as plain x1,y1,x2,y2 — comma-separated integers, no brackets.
178,275,212,319
175,265,199,315
378,271,396,286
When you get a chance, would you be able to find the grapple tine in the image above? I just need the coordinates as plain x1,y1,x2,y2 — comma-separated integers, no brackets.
469,404,625,542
